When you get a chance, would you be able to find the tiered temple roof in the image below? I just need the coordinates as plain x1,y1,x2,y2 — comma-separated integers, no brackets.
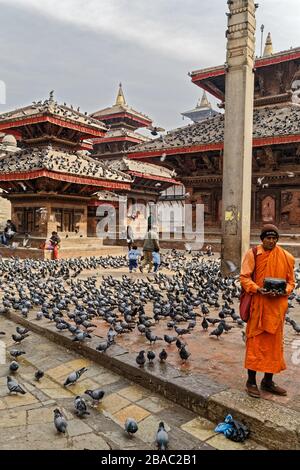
0,92,107,141
91,83,152,130
108,157,177,180
181,91,219,123
0,145,131,184
190,46,300,103
128,104,300,157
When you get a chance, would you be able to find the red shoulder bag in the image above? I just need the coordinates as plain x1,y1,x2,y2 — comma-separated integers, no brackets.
239,247,258,322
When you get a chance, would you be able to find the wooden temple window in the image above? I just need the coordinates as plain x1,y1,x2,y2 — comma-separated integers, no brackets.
52,208,84,233
13,208,40,234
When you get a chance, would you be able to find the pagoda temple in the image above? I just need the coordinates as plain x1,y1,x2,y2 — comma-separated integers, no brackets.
89,84,181,240
91,83,152,160
127,36,300,253
0,92,134,258
181,91,219,123
0,90,179,256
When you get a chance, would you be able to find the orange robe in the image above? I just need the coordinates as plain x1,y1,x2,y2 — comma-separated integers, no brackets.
240,245,295,374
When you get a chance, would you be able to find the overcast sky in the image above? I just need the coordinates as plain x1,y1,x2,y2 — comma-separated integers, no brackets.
0,0,299,130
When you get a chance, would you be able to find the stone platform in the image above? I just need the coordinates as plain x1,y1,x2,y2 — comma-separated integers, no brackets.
0,237,127,259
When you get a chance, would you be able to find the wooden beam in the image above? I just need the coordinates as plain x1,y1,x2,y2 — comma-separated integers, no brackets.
61,182,72,192
78,185,89,194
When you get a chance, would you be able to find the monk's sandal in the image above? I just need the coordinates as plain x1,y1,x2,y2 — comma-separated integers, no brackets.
245,381,261,398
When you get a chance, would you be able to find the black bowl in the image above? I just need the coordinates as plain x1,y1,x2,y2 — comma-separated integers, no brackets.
263,278,287,292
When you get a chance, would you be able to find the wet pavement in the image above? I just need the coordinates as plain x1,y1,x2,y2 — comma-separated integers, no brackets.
0,316,266,450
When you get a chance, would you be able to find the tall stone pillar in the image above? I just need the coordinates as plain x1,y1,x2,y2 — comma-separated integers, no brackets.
221,0,256,274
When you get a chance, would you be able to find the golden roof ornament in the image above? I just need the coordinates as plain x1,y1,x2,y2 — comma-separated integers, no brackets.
263,32,273,56
115,83,126,106
197,91,212,109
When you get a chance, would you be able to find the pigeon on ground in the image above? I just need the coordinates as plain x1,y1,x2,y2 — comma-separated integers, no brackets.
147,351,156,363
34,370,44,381
179,346,191,363
156,421,169,450
96,341,111,353
9,350,26,358
163,334,177,345
16,326,29,335
125,417,138,436
7,376,26,394
136,350,146,367
74,396,90,417
159,349,168,362
209,323,224,339
12,333,29,343
84,389,105,405
64,367,88,386
9,361,19,372
53,409,68,433
201,317,209,331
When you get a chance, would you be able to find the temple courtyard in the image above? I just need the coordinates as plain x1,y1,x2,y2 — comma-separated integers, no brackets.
0,249,299,450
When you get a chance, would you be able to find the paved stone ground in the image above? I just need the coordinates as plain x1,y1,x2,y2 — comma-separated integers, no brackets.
0,317,267,450
74,254,300,413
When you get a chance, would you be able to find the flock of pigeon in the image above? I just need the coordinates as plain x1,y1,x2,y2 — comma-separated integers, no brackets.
1,249,300,448
0,145,130,182
129,104,300,153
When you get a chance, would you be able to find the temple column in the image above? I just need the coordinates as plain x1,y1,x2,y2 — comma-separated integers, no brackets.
221,0,256,274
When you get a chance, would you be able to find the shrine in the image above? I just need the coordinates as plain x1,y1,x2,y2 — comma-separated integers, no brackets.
0,90,178,257
127,36,300,253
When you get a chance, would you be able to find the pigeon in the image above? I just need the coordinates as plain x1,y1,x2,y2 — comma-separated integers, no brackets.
136,350,146,367
156,421,169,450
74,396,90,417
84,389,105,405
9,361,19,372
209,323,224,339
175,326,191,336
145,329,162,344
34,370,44,381
147,350,156,363
257,176,265,186
53,409,68,433
96,340,111,353
164,334,177,345
16,326,29,335
290,320,300,334
159,349,168,362
7,376,26,394
64,367,88,386
72,331,91,342
201,317,209,331
125,417,138,436
179,345,191,362
12,333,29,343
224,260,238,273
9,350,26,358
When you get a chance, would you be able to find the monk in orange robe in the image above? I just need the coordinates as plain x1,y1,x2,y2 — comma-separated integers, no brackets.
240,224,295,398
